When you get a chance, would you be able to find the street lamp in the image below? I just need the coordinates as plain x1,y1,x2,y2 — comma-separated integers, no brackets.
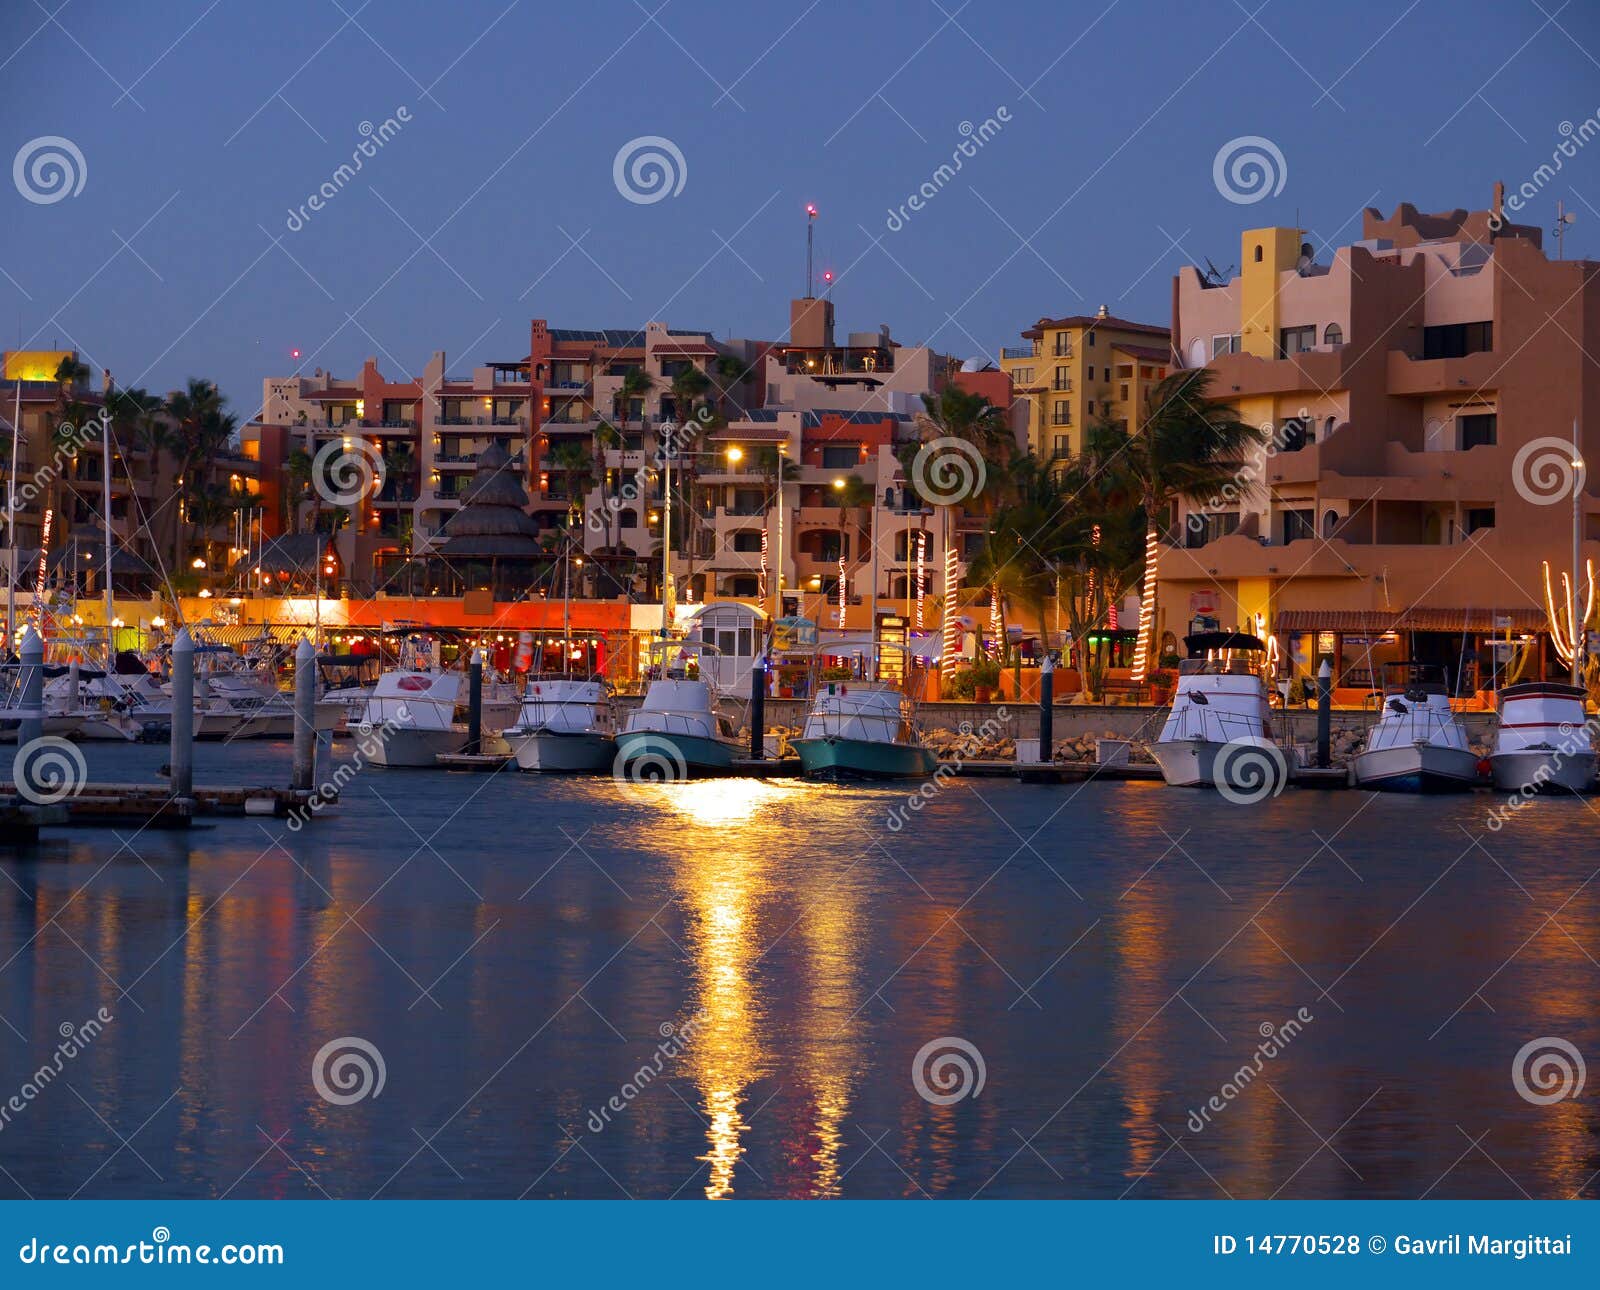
726,446,743,464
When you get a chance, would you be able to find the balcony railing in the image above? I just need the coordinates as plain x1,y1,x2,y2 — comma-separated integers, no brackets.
1000,346,1037,360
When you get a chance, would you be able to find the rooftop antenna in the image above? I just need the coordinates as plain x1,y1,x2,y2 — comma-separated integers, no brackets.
805,203,818,298
1201,257,1234,287
1554,199,1576,260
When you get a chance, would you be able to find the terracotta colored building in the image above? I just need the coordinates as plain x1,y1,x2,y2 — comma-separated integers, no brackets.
1159,197,1598,696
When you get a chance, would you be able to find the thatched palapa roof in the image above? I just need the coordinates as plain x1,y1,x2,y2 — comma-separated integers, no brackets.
438,442,543,558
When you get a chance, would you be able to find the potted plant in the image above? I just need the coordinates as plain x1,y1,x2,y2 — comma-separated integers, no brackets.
1148,668,1176,705
970,657,1002,704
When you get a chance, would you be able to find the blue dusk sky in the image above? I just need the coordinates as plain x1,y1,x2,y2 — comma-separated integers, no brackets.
1,0,1597,413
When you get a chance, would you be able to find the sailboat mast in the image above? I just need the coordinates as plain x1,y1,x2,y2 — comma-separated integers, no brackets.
563,529,572,678
6,376,18,649
660,433,672,638
101,402,114,670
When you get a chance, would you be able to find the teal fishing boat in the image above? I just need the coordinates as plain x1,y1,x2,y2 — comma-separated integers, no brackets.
614,641,742,779
792,639,936,781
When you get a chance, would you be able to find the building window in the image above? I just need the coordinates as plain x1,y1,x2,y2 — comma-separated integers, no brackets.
1322,509,1341,537
1014,367,1033,383
1086,331,1096,346
1085,400,1095,415
1051,401,1070,425
1459,414,1497,448
1119,383,1129,402
1283,509,1315,543
1278,325,1317,357
1052,434,1070,459
1053,334,1072,356
1278,417,1309,452
1185,511,1240,548
619,508,638,529
1423,322,1493,359
731,530,762,552
820,444,858,468
1086,366,1094,380
1053,366,1070,391
1254,244,1263,262
1323,324,1344,347
1466,507,1495,533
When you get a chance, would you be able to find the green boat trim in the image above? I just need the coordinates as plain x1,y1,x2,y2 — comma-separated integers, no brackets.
615,729,737,777
793,735,937,781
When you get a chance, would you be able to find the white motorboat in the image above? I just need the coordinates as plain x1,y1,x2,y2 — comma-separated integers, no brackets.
615,642,743,778
1352,663,1482,793
504,677,616,772
791,639,935,780
365,669,469,767
1151,632,1281,792
1490,680,1595,794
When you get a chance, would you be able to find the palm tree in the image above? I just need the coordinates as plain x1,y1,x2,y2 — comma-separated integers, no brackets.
164,379,236,570
832,473,874,623
611,368,654,553
549,439,595,521
708,354,747,421
912,386,1012,665
284,447,314,536
1114,368,1263,682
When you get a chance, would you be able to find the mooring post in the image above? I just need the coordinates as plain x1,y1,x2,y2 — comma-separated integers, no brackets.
466,649,484,756
292,637,316,790
749,655,766,760
18,627,43,750
170,627,194,799
1316,658,1332,769
1039,650,1054,762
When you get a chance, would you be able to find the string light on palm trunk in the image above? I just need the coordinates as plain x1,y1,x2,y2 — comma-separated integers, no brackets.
759,526,768,601
989,584,1001,658
941,543,959,670
837,551,846,623
1130,524,1159,683
915,530,926,629
1543,558,1595,666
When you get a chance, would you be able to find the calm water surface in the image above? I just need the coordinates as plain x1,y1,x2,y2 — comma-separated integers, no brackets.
0,739,1596,1199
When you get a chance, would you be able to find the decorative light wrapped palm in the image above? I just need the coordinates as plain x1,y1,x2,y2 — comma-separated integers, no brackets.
1543,557,1595,669
941,545,959,669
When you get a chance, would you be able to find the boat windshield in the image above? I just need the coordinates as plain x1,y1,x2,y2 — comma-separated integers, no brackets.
1178,651,1265,677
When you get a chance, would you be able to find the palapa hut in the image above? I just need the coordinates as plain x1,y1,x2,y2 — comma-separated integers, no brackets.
433,441,548,599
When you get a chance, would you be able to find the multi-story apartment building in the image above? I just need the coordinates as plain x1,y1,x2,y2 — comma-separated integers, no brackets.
2,350,259,602
999,306,1171,461
1158,197,1596,692
261,319,764,592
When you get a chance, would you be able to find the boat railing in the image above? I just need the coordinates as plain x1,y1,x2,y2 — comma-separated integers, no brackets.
1165,703,1266,743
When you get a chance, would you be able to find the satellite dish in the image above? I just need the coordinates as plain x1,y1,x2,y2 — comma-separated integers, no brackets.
960,356,987,373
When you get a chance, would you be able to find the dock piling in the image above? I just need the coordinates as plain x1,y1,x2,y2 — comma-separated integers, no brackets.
1316,659,1332,769
466,649,483,757
1038,652,1054,762
18,626,43,750
170,627,194,800
749,656,766,760
292,637,316,790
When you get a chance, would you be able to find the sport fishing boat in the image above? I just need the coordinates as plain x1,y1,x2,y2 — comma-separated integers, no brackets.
1352,663,1482,792
1489,680,1595,794
365,669,469,767
792,638,935,780
1151,632,1277,789
504,676,617,772
615,641,742,778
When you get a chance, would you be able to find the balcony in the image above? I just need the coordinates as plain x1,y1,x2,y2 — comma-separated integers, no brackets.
1000,346,1037,360
1385,349,1500,397
1208,348,1351,397
433,456,476,469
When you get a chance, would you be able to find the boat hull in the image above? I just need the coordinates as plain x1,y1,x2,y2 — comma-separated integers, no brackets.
508,729,616,773
614,730,735,778
1151,738,1220,788
1353,743,1482,792
368,726,467,768
1490,749,1596,794
794,736,936,780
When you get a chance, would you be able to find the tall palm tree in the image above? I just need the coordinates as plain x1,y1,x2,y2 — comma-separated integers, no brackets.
164,379,235,570
612,368,654,554
284,447,314,536
549,439,595,519
1115,368,1263,682
912,386,1011,665
832,473,874,623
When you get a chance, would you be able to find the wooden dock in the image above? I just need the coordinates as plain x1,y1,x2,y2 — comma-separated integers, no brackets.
435,752,514,771
0,784,327,838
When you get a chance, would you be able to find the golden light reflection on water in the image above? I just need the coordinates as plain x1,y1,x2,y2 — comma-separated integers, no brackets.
657,778,870,1197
